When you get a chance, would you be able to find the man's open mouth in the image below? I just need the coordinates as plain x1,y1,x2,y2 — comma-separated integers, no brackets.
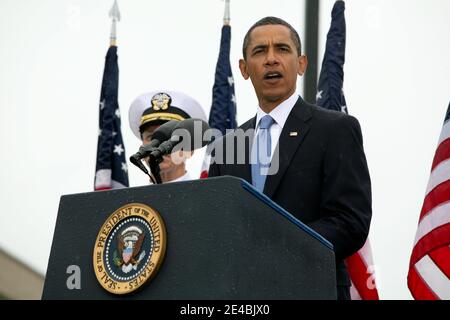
264,72,283,80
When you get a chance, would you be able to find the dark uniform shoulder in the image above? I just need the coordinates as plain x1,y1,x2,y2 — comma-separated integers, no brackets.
311,104,360,128
239,117,256,130
312,104,347,120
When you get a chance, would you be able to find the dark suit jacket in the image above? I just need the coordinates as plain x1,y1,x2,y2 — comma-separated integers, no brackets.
208,97,372,289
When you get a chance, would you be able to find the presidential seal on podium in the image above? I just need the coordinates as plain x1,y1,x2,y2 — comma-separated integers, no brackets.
93,203,166,294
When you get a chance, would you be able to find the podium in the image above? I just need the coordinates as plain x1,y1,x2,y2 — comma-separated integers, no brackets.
42,176,336,299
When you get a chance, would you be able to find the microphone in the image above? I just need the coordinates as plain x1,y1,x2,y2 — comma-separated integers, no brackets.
129,120,179,174
149,118,210,160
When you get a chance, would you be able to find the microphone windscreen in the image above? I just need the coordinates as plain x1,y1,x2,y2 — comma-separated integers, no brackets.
151,120,180,141
171,118,210,151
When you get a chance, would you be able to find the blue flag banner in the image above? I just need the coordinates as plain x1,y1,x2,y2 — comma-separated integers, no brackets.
316,1,379,300
209,25,237,136
316,0,347,113
201,24,237,178
94,46,129,190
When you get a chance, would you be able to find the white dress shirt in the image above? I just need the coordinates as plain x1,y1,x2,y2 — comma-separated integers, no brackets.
254,92,299,159
149,171,191,184
168,171,191,183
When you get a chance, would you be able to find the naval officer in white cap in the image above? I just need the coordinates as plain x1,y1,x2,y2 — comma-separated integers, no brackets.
129,91,207,183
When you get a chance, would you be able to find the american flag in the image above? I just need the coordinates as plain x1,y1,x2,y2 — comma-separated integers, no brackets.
94,46,129,190
200,22,237,178
407,103,450,299
316,0,379,300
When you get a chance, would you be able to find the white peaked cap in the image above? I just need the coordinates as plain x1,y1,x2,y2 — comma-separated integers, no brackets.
129,90,207,139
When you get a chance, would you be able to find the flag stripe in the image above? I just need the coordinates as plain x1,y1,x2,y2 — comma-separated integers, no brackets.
415,254,450,299
437,119,450,146
111,180,127,189
95,169,112,189
346,250,379,300
428,245,450,279
358,238,375,266
414,202,450,245
349,280,362,300
426,158,450,195
420,179,450,220
408,264,439,300
410,223,450,265
432,138,450,170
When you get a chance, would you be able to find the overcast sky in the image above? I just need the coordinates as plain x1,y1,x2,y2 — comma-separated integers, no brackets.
0,0,449,299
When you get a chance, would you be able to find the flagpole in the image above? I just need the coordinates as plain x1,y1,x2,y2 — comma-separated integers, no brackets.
303,0,319,104
223,0,230,26
109,0,121,47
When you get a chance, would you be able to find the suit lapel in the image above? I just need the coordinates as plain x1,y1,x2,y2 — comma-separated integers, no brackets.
263,97,313,198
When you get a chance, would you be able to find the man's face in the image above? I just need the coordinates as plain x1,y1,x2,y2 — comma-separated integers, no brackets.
239,24,307,109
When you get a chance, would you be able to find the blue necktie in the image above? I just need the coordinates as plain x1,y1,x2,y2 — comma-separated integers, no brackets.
251,115,275,192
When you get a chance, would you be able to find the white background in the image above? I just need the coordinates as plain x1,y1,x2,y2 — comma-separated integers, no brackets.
0,0,449,299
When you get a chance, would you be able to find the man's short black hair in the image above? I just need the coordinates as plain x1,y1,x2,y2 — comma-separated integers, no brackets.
242,16,302,60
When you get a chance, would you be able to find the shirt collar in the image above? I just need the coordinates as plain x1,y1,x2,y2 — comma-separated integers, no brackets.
168,171,191,183
255,92,299,130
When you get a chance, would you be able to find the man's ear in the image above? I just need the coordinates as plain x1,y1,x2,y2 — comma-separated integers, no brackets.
298,55,308,76
239,59,250,80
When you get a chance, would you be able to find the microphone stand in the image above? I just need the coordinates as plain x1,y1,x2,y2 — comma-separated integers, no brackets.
148,154,163,184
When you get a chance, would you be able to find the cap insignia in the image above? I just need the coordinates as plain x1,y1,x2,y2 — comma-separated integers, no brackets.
151,93,172,111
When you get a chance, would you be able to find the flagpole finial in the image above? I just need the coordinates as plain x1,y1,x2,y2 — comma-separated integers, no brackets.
223,0,230,25
109,0,121,46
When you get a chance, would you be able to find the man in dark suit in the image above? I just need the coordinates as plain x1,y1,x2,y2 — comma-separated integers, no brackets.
208,16,372,300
